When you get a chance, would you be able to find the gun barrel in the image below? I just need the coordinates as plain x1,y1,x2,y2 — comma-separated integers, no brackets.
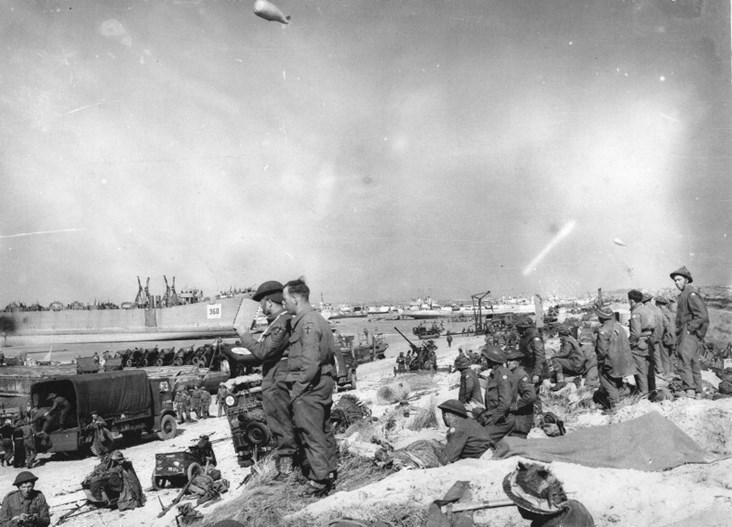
393,327,418,349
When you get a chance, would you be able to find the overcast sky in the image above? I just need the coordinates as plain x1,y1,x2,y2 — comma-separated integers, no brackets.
0,0,730,306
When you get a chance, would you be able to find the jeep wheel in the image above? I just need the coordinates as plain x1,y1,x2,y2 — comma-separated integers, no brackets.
187,462,203,482
157,414,177,441
156,358,164,366
245,421,271,446
151,474,167,490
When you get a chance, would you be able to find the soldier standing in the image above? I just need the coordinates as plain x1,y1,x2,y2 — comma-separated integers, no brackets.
200,388,212,419
516,317,547,384
670,266,709,399
504,347,537,439
216,383,229,417
174,388,191,424
655,296,675,379
446,331,453,348
594,303,634,410
282,279,337,497
643,292,665,379
628,289,655,394
230,280,296,479
190,386,203,419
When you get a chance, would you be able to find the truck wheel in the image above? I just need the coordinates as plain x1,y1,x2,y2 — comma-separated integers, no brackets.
157,414,177,441
187,462,203,482
173,358,183,366
151,473,167,489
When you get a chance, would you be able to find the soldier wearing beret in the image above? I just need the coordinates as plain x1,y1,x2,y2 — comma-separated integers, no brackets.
282,278,337,497
670,266,709,399
0,471,50,527
229,280,296,480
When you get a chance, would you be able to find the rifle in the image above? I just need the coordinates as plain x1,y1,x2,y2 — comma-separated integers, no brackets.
394,327,420,355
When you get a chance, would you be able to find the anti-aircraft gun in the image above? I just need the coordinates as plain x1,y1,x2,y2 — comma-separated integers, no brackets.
394,327,437,373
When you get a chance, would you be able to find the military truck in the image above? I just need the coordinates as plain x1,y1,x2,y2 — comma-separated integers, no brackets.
30,370,178,456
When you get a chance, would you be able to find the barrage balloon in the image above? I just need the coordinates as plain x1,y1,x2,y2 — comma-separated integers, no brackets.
253,0,291,24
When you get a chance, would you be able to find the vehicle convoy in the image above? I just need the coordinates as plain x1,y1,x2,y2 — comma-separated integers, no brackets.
30,369,178,456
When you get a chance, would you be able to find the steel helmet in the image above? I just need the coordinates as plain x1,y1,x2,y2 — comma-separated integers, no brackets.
437,399,468,418
481,345,506,364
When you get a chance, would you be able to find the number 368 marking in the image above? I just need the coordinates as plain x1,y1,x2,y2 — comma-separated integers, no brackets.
207,304,222,319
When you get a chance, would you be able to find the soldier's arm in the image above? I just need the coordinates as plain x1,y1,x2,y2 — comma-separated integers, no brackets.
596,330,610,362
554,340,571,359
445,426,469,463
686,293,709,336
516,377,537,410
0,493,13,526
488,376,513,421
238,324,289,363
531,337,546,380
34,494,51,527
628,314,641,346
291,320,322,400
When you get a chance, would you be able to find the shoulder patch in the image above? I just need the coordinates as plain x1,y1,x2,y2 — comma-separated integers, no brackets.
533,337,541,341
521,377,528,382
502,375,508,380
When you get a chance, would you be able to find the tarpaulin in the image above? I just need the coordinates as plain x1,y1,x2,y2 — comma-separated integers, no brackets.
493,411,718,471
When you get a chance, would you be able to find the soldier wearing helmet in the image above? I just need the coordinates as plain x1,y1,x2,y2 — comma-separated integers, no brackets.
438,399,495,463
0,471,50,526
475,345,517,442
516,316,547,385
504,346,537,438
594,302,634,410
229,279,296,480
550,325,586,389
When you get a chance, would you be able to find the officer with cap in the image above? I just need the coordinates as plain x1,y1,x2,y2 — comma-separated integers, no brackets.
594,303,634,410
670,266,709,399
438,399,495,462
628,289,656,395
475,345,517,442
504,347,537,438
550,325,586,389
655,296,675,379
0,471,50,526
282,278,338,497
229,279,296,480
516,316,547,385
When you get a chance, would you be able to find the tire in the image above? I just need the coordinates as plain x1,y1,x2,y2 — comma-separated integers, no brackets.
125,359,133,367
173,358,183,366
151,473,167,490
245,421,271,446
140,358,148,367
156,358,164,366
157,414,177,441
187,462,203,482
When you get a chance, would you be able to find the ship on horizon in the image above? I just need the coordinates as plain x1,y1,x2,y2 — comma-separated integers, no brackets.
0,276,259,348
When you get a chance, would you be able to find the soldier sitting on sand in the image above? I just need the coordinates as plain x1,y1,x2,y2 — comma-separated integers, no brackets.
438,399,495,463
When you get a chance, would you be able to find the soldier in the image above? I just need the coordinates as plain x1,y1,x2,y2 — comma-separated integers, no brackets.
190,386,203,420
282,278,337,497
1,418,13,467
395,352,407,374
578,332,599,388
186,389,197,421
174,387,191,424
87,411,113,458
628,289,655,394
516,317,547,385
446,331,453,348
0,471,50,527
20,418,36,469
216,383,229,418
455,355,482,406
670,266,709,399
551,325,587,389
475,345,516,443
504,347,537,439
655,296,675,379
41,393,72,433
642,291,665,379
438,399,495,462
200,388,212,419
594,303,634,410
229,280,296,480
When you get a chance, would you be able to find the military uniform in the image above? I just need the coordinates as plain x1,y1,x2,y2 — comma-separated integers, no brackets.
0,488,50,527
507,366,536,438
200,389,212,418
175,390,192,424
216,385,228,417
629,302,655,394
286,307,337,482
457,363,483,406
190,388,203,419
657,301,676,378
445,416,495,462
479,365,516,442
42,395,71,433
675,285,709,394
236,311,297,460
596,317,634,409
551,335,586,379
646,300,664,377
519,329,547,381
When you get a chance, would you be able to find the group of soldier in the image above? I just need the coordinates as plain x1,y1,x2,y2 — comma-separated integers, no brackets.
440,264,710,462
222,278,339,498
174,385,213,424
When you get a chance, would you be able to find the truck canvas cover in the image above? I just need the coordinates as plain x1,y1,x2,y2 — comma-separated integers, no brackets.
31,370,152,418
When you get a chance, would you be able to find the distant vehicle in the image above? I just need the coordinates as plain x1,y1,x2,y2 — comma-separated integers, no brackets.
30,370,178,457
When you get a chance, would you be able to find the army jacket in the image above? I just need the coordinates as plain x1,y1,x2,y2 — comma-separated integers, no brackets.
482,365,515,425
445,416,494,463
286,307,336,400
238,311,292,380
554,335,585,371
508,366,536,415
675,286,709,340
458,367,483,405
659,305,676,346
629,304,654,354
645,302,664,345
0,489,50,527
596,319,634,379
519,328,546,377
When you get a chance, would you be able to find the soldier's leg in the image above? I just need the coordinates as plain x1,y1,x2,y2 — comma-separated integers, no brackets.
291,373,334,482
656,342,671,378
262,368,297,461
647,343,657,392
677,334,700,393
25,446,36,468
598,370,619,409
482,415,515,444
632,352,649,394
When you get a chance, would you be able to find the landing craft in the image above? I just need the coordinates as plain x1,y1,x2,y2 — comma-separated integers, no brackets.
253,0,291,24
